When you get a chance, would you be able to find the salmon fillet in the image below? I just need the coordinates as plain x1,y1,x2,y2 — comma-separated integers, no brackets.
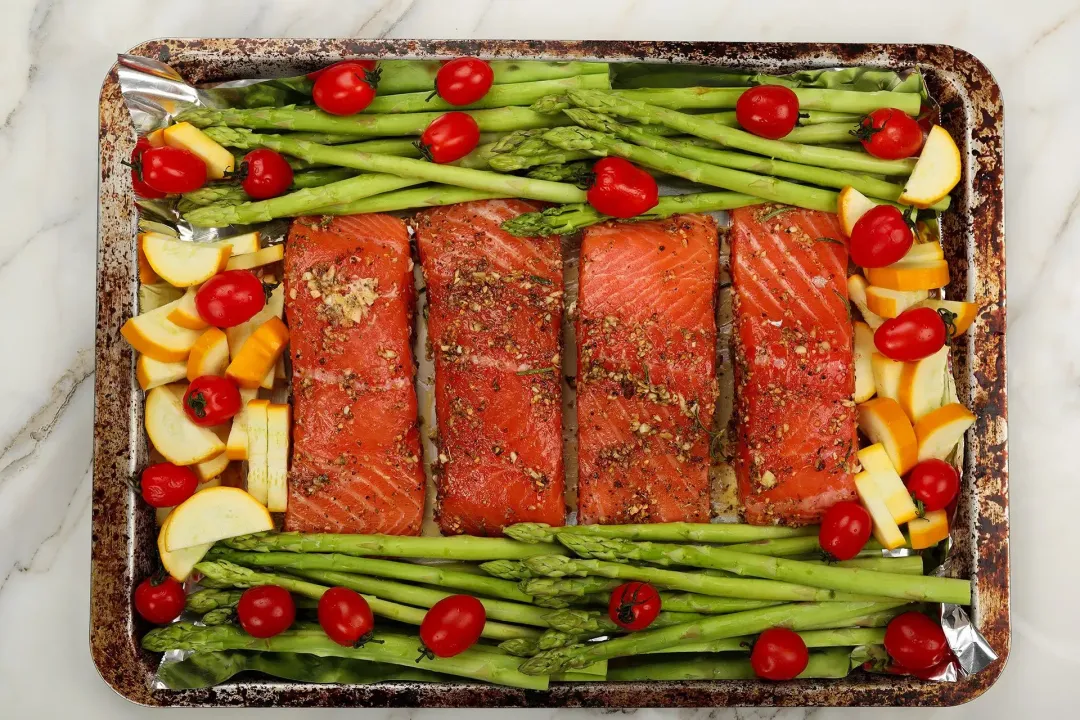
284,214,425,535
415,200,565,536
577,215,719,525
730,205,858,526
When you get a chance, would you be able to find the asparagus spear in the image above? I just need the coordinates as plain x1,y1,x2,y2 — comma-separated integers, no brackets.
544,609,708,634
526,161,594,185
534,86,920,116
178,185,249,209
291,168,361,189
644,627,887,655
200,128,587,205
480,560,534,581
287,568,554,628
610,647,857,681
207,548,533,603
143,624,548,690
784,122,861,145
312,185,513,215
518,601,904,674
522,577,622,598
182,106,573,138
505,522,816,545
194,561,539,641
523,555,881,602
184,173,424,227
542,126,838,212
488,150,595,172
185,588,244,614
500,192,760,238
363,74,610,114
651,594,782,615
531,596,577,609
219,532,567,560
372,60,610,95
832,556,924,575
559,535,971,605
561,109,936,206
500,629,599,658
561,90,916,176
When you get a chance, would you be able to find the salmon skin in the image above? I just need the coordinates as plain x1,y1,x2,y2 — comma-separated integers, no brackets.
284,214,425,535
577,215,719,525
415,200,565,536
730,205,858,526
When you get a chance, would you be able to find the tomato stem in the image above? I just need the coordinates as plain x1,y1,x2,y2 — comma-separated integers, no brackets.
352,631,384,649
415,644,436,663
185,392,208,419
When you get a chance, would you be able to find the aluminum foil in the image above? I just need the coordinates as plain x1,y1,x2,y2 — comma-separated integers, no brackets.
115,54,998,688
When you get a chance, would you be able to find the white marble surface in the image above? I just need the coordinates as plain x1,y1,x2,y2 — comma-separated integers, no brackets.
0,0,1075,715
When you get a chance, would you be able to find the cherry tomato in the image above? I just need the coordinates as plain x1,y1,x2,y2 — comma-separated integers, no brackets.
318,587,377,647
137,146,207,194
608,581,662,631
750,627,809,680
434,57,494,106
140,462,199,508
237,585,296,638
883,612,949,670
818,501,873,561
874,307,947,362
312,61,380,116
418,595,486,659
195,270,267,328
134,574,186,625
586,157,659,218
418,112,481,164
905,459,960,512
848,205,914,268
307,59,377,81
735,85,800,140
854,108,925,160
130,137,166,198
183,376,242,427
239,148,294,199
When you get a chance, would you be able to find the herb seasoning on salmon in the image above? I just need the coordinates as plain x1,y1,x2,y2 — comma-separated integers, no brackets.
730,205,859,526
576,214,719,524
284,214,425,535
415,200,566,536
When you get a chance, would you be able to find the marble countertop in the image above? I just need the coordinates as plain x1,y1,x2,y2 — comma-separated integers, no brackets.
1,0,1076,715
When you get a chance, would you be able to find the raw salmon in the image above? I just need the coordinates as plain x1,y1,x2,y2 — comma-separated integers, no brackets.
284,214,425,535
577,215,719,524
730,205,858,526
415,200,565,536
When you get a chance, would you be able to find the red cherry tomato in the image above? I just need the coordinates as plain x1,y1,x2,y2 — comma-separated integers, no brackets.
849,205,914,268
874,307,947,362
418,111,481,164
130,137,166,198
434,57,494,106
854,108,925,160
137,146,207,194
884,612,949,670
183,376,242,427
735,85,800,139
818,501,873,561
608,581,662,631
195,270,267,328
237,585,296,638
312,61,380,116
750,627,809,680
586,157,659,218
418,595,486,659
134,574,186,625
307,59,377,81
318,587,377,647
140,462,199,508
905,459,960,512
239,148,294,199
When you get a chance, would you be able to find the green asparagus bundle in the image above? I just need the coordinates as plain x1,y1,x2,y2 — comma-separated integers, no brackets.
219,531,566,560
194,561,539,641
518,600,904,674
609,647,858,682
207,548,533,603
558,535,971,605
500,192,760,238
143,624,548,690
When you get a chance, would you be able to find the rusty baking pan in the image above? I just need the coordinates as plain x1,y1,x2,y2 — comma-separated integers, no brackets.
93,39,1007,708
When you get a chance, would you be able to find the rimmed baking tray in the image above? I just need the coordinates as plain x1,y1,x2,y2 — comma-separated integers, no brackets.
93,38,1007,708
